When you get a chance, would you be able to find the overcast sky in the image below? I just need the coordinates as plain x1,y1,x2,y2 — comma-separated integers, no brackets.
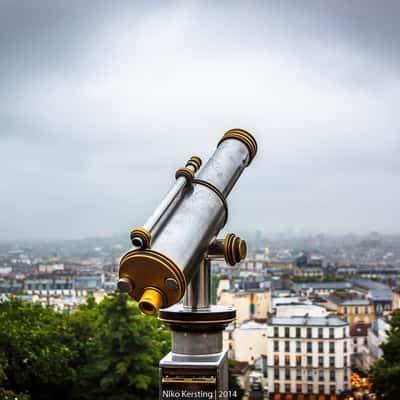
0,0,399,241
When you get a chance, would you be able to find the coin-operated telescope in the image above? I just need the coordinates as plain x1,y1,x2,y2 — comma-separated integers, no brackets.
118,128,257,399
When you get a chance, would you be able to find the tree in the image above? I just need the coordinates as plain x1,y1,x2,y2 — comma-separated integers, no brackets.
0,298,83,400
0,294,171,400
76,293,170,400
370,309,400,398
228,360,245,400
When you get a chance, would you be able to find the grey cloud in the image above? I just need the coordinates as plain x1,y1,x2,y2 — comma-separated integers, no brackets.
0,0,399,239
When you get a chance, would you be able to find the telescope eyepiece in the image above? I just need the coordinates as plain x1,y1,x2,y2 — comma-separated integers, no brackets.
139,287,164,316
131,237,143,247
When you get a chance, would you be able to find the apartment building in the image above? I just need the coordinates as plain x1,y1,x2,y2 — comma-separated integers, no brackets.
325,294,375,326
266,316,351,400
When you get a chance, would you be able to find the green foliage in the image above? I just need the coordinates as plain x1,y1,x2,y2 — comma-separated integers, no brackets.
228,360,244,399
370,309,400,398
0,293,170,400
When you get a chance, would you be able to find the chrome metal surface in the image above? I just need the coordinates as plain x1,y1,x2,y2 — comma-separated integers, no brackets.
131,237,143,248
159,350,229,396
171,331,222,355
117,277,133,293
150,138,251,285
143,164,196,233
183,259,210,309
206,238,224,260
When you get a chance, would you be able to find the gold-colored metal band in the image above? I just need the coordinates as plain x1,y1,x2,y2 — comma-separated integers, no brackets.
192,179,228,227
186,156,202,172
175,167,195,182
218,128,257,164
223,233,235,266
159,318,236,325
119,248,187,306
223,233,246,265
130,227,152,248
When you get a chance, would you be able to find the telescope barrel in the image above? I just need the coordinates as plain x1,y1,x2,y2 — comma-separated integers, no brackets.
119,129,257,315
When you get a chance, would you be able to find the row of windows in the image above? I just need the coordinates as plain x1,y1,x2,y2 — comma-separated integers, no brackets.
273,383,340,395
343,305,370,314
273,340,347,353
273,327,347,339
272,367,349,383
272,355,348,368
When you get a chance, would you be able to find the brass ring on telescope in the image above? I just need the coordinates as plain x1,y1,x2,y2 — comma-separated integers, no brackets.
192,178,229,227
175,167,195,183
218,128,257,164
185,156,202,172
224,233,247,265
130,227,152,248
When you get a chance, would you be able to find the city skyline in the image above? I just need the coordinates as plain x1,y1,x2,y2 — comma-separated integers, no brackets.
1,0,399,240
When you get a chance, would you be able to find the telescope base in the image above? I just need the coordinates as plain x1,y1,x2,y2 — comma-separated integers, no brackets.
159,304,236,331
159,350,228,400
159,305,235,399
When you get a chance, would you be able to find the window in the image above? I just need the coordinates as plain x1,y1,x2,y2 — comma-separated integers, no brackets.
329,356,335,367
307,342,312,353
330,385,336,394
285,383,291,393
329,328,334,339
296,383,302,393
274,383,280,393
285,355,290,366
344,306,348,314
344,356,348,368
329,342,334,353
365,305,369,314
274,327,279,338
355,306,359,315
285,367,290,380
343,327,346,338
307,384,313,393
307,356,312,366
344,341,347,353
285,327,290,338
274,355,279,366
296,327,301,338
285,341,290,352
274,367,280,379
344,370,348,381
318,341,323,353
296,341,301,352
296,355,301,366
319,384,324,394
307,327,312,338
329,369,335,382
307,369,313,381
318,327,323,338
318,369,324,382
318,356,323,367
296,367,302,380
274,340,279,351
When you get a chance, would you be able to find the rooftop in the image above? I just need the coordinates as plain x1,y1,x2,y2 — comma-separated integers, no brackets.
293,282,352,290
269,316,347,327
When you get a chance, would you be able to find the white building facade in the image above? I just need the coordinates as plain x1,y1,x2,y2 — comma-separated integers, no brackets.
266,316,351,398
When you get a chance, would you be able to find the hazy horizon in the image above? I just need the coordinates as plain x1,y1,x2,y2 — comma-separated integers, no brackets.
1,1,399,240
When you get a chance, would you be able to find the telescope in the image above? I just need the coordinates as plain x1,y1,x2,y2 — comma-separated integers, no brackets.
118,128,257,398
